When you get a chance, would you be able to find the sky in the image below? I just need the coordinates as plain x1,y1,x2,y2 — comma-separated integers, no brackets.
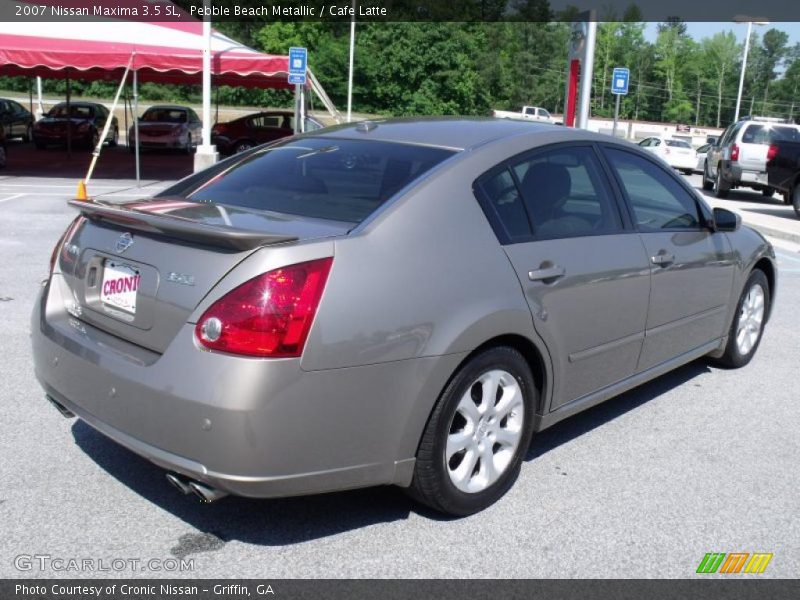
644,22,800,47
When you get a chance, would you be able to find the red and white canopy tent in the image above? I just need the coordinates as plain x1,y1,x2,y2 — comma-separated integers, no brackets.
0,4,340,184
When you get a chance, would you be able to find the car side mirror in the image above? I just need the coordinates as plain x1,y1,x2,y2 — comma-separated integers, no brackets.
712,207,740,232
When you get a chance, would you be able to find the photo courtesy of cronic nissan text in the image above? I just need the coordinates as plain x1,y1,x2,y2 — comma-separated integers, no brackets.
0,1,798,599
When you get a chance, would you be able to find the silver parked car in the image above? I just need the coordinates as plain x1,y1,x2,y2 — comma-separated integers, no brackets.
129,105,202,153
33,119,776,516
703,116,800,200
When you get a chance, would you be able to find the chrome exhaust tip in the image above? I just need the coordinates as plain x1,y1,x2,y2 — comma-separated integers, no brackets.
165,472,193,495
45,395,74,418
188,480,228,503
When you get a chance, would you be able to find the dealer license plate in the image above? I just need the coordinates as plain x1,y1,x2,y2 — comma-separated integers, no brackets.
100,261,140,315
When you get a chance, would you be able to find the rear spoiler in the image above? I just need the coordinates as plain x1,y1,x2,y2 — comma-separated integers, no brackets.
68,200,298,251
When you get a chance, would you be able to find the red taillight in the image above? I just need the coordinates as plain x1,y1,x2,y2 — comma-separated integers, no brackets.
731,143,740,162
767,144,778,162
49,217,82,275
195,257,333,358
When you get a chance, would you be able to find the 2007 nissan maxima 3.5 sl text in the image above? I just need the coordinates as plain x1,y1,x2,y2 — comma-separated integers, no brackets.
32,119,776,515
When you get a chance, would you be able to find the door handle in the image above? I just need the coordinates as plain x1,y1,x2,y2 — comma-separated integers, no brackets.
651,252,675,266
528,265,566,282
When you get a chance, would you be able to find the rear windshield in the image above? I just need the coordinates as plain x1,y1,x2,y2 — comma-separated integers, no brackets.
142,109,187,123
665,140,691,148
742,124,800,144
185,138,455,223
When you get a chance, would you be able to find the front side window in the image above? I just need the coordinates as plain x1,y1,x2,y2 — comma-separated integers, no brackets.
185,138,455,223
604,147,703,231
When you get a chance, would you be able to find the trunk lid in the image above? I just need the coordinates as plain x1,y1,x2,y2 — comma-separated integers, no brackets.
61,198,350,353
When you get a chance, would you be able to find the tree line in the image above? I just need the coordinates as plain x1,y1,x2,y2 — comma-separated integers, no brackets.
3,6,800,128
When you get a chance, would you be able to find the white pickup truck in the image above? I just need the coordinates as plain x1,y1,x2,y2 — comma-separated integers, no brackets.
492,106,556,124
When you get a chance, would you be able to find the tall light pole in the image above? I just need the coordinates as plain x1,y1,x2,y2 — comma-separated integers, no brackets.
346,0,356,122
734,17,768,122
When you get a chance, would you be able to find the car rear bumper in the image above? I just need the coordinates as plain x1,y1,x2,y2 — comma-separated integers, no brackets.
31,277,456,498
725,163,770,187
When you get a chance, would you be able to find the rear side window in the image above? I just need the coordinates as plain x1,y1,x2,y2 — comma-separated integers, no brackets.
475,145,623,243
478,168,532,241
605,148,702,231
186,138,454,223
665,140,690,148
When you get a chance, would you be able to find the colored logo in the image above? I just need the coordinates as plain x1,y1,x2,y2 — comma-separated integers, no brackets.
696,552,773,574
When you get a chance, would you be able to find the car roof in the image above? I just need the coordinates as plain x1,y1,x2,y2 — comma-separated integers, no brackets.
51,101,101,108
145,105,190,111
229,110,293,123
311,117,582,151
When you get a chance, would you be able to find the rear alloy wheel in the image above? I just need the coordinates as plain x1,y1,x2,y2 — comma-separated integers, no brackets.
714,165,730,198
761,187,774,198
234,140,254,154
409,347,536,516
702,161,714,191
711,270,769,368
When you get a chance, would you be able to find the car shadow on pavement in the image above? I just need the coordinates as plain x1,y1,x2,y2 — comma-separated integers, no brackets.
71,359,711,542
526,359,711,460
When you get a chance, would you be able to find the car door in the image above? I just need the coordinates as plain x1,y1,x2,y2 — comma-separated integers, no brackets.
9,100,28,136
0,101,11,136
601,145,736,371
475,144,651,409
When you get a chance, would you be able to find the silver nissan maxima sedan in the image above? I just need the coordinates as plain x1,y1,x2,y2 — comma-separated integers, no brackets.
32,118,776,516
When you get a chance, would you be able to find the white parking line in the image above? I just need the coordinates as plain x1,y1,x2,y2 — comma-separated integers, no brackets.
0,193,26,203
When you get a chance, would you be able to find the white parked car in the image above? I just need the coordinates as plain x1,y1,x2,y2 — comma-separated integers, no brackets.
637,136,696,174
492,106,556,124
694,143,712,174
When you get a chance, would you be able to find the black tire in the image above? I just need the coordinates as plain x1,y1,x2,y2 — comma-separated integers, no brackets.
761,187,774,198
86,129,99,151
408,346,536,516
714,164,730,198
711,270,770,369
108,127,118,148
793,185,800,219
702,161,714,191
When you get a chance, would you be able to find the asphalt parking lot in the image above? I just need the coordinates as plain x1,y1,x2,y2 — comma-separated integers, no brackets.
0,171,798,578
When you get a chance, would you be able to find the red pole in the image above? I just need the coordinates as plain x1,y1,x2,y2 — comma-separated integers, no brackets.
565,59,580,128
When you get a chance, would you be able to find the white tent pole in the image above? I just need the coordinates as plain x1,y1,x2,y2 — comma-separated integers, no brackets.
194,0,218,172
84,55,133,186
201,9,211,147
346,1,356,123
35,76,43,119
133,66,140,187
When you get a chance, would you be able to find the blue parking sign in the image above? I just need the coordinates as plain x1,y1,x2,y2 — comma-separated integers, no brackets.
611,67,629,95
288,47,307,85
